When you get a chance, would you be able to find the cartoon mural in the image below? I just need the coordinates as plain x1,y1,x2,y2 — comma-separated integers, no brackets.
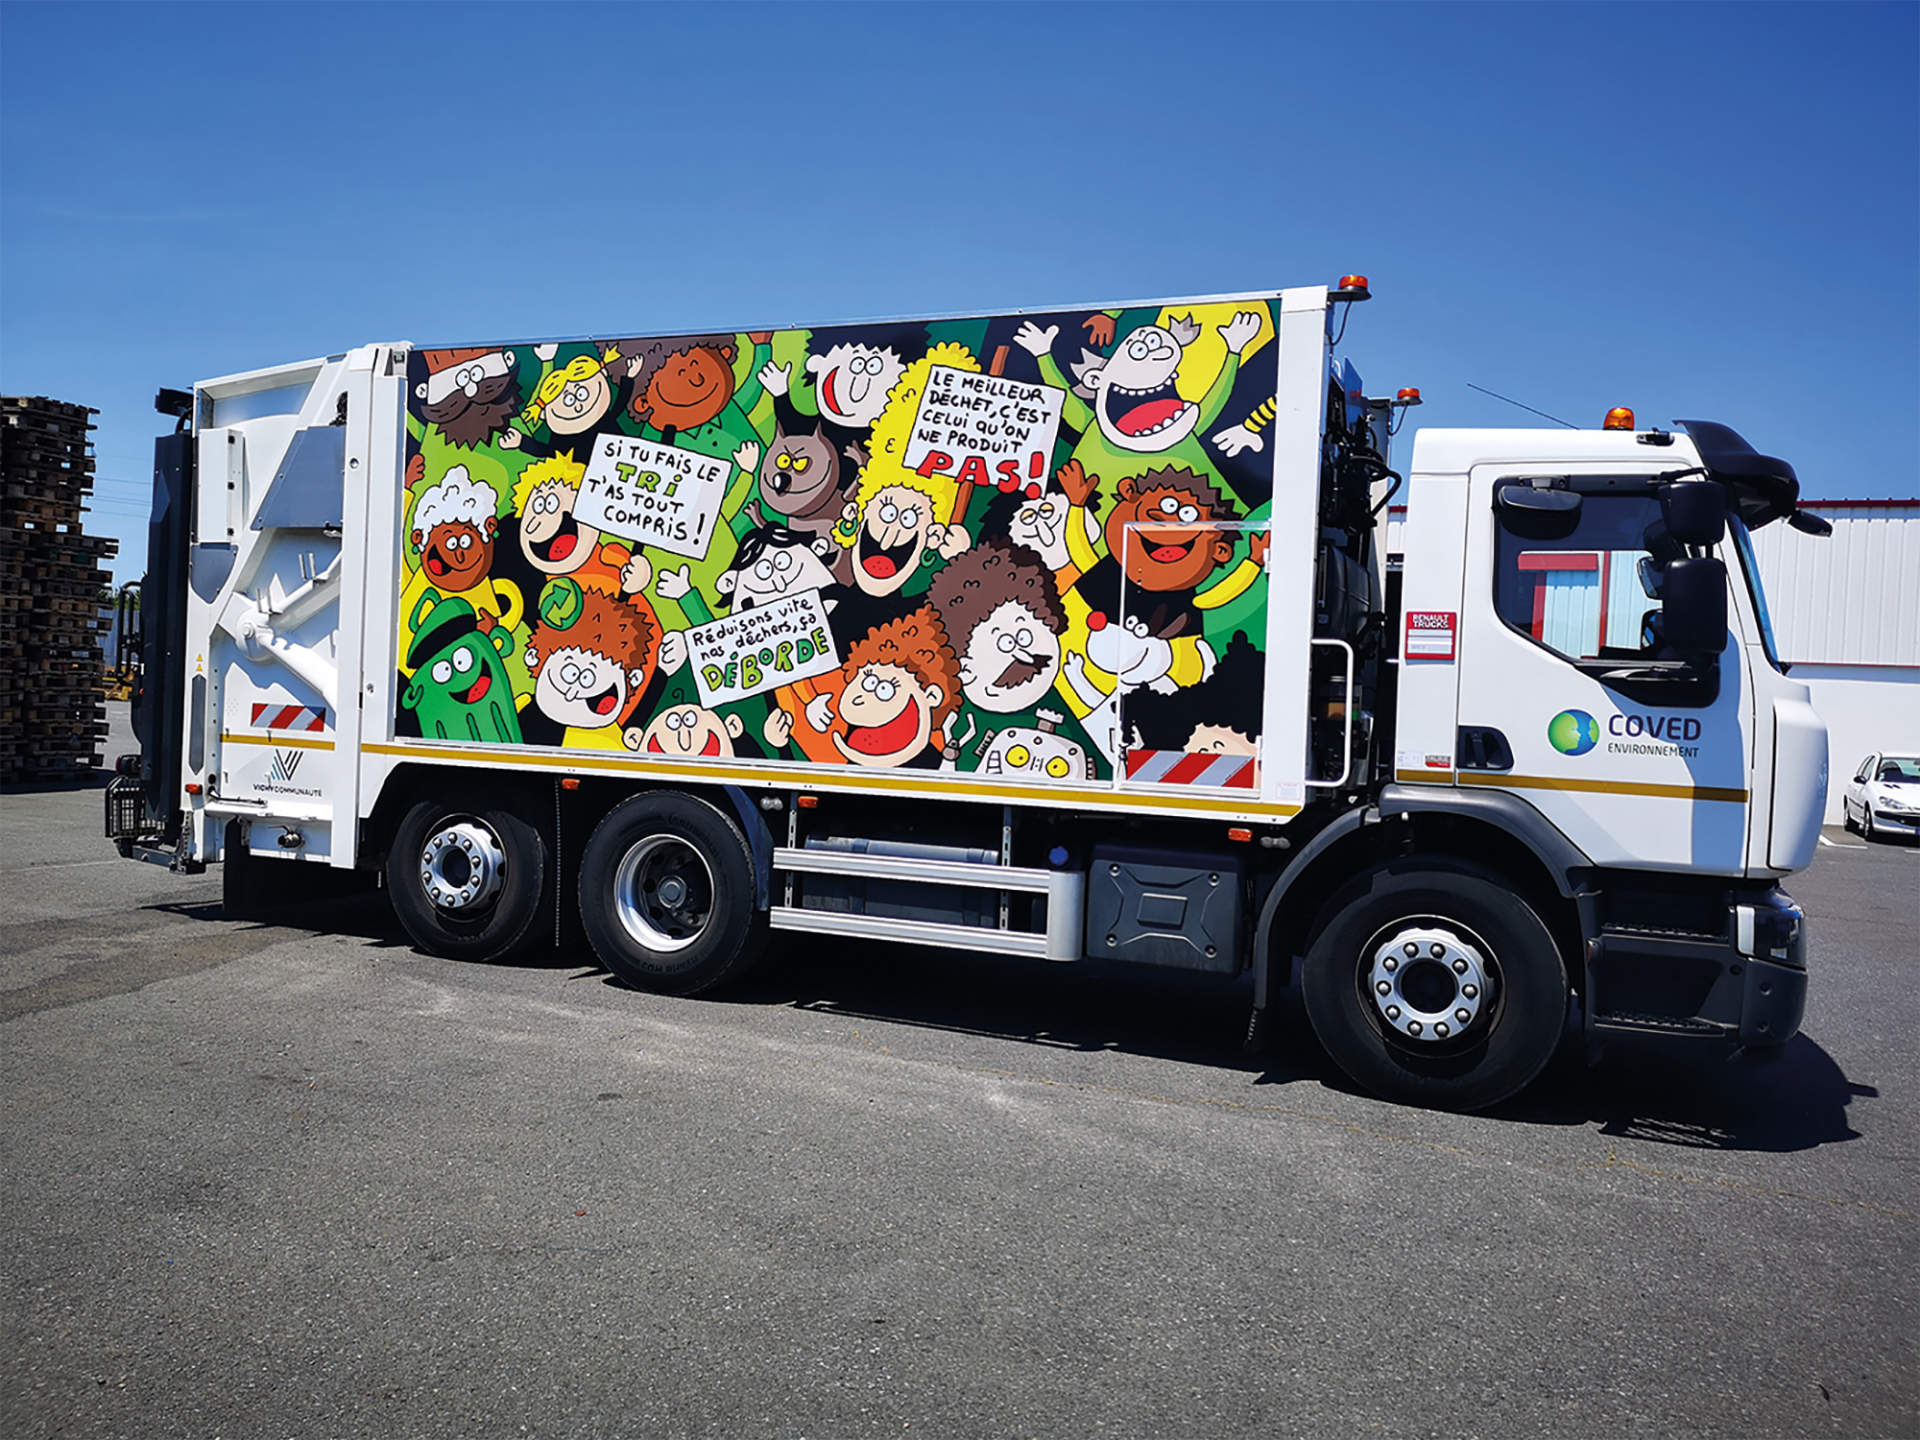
398,300,1281,789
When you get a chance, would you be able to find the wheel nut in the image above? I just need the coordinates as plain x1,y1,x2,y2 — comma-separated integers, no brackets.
1376,981,1391,995
1403,942,1419,958
1386,1005,1401,1020
1462,984,1478,999
1408,1021,1423,1036
1452,958,1468,974
1384,956,1398,971
1435,1023,1450,1037
1431,943,1446,958
1456,1008,1471,1023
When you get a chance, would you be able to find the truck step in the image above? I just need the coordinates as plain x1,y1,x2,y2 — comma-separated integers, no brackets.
1590,1010,1728,1039
767,906,1051,958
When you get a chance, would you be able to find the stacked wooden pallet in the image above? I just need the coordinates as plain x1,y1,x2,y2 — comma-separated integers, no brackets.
1,396,118,784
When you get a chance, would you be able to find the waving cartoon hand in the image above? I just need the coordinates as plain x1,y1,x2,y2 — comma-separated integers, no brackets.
1056,458,1098,508
756,361,790,398
1013,321,1059,358
1249,531,1271,567
1220,311,1264,355
1081,313,1117,348
1210,423,1264,457
656,564,692,601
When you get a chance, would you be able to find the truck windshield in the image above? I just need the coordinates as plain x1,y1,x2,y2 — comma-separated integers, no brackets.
1727,515,1783,670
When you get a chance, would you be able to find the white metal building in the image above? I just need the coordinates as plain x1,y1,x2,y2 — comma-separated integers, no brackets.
1749,499,1920,822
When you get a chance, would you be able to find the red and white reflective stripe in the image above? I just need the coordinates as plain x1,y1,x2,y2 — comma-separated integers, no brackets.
1125,750,1255,788
251,703,328,732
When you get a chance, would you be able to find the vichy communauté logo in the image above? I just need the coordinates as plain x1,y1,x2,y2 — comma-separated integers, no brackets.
269,748,303,784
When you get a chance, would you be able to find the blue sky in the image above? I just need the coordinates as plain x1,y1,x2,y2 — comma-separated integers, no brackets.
3,1,1914,585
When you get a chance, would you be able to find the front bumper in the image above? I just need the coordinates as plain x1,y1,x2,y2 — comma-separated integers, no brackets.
1585,883,1807,1049
1868,806,1920,836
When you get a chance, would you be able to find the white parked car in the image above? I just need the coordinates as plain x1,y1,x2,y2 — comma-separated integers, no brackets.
1843,753,1920,842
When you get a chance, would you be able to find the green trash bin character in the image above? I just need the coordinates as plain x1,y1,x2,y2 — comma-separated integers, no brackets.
401,590,523,744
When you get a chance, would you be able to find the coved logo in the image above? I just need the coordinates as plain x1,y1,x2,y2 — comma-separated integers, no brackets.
1547,710,1599,757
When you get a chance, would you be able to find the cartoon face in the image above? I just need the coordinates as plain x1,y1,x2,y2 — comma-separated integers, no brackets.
1008,493,1071,570
979,725,1091,782
519,481,604,575
1086,612,1177,690
530,644,639,730
1186,723,1257,756
960,600,1060,713
807,343,906,429
629,704,743,759
417,520,494,592
419,361,518,448
401,619,521,744
719,535,838,611
833,662,941,767
852,484,938,596
1088,325,1200,453
543,366,613,434
641,345,735,431
760,426,841,516
1107,478,1235,592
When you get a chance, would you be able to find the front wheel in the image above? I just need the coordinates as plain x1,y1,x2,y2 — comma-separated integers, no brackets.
578,792,766,995
1301,862,1569,1111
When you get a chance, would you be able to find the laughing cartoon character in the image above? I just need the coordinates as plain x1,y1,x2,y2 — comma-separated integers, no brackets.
1013,308,1266,524
774,608,960,769
523,586,660,750
625,701,745,760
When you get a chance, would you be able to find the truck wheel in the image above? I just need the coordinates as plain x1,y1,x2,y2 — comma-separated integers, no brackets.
578,792,765,996
388,798,547,963
1301,862,1568,1111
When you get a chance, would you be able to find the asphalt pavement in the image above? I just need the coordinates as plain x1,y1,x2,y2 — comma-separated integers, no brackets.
2,709,1914,1439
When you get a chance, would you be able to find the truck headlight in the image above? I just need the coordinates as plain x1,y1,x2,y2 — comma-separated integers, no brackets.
1737,892,1806,968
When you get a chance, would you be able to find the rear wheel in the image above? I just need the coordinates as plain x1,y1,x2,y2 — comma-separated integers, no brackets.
1302,862,1568,1111
1843,801,1858,834
387,797,547,962
578,792,765,995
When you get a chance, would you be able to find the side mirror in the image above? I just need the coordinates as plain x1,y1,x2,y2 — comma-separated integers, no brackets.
1659,556,1728,653
1495,484,1582,541
1660,479,1726,547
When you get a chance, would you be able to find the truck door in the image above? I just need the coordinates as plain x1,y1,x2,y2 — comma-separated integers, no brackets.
1450,469,1753,872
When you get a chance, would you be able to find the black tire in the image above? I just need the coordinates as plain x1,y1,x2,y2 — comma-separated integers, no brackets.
1842,802,1858,835
387,796,547,963
578,791,766,996
1301,861,1569,1111
1862,806,1877,843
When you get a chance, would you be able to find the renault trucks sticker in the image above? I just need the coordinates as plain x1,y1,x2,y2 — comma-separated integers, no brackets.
1547,710,1600,756
1404,611,1456,660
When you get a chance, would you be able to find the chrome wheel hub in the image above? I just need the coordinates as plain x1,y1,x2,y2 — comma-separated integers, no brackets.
614,836,713,953
1367,925,1492,1042
420,821,505,912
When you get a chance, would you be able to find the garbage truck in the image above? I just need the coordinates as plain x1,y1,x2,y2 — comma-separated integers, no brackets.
107,279,1829,1109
